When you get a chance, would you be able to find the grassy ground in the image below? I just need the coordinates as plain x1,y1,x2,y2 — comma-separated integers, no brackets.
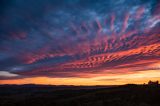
0,84,159,106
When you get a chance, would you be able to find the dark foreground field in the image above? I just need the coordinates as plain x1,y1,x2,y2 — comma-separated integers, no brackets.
0,84,160,106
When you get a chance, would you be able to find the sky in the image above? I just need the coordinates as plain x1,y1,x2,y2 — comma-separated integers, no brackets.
0,0,160,85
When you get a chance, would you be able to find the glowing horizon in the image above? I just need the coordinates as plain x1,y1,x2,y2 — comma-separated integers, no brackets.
1,69,160,85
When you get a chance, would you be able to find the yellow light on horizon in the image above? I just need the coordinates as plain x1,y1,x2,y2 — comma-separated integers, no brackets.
0,69,160,85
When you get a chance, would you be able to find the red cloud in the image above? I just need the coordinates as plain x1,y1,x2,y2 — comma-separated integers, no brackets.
13,6,160,79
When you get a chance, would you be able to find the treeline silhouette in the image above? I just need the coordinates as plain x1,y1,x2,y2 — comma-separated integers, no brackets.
0,84,160,106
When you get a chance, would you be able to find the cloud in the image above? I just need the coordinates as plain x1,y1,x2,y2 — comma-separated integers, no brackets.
0,71,19,77
0,0,160,80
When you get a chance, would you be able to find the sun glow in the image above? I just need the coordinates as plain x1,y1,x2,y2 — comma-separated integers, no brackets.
0,70,160,85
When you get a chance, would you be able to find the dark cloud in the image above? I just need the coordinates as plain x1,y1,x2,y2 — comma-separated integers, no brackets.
0,0,160,79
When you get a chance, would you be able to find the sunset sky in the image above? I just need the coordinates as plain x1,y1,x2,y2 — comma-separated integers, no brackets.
0,0,160,85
